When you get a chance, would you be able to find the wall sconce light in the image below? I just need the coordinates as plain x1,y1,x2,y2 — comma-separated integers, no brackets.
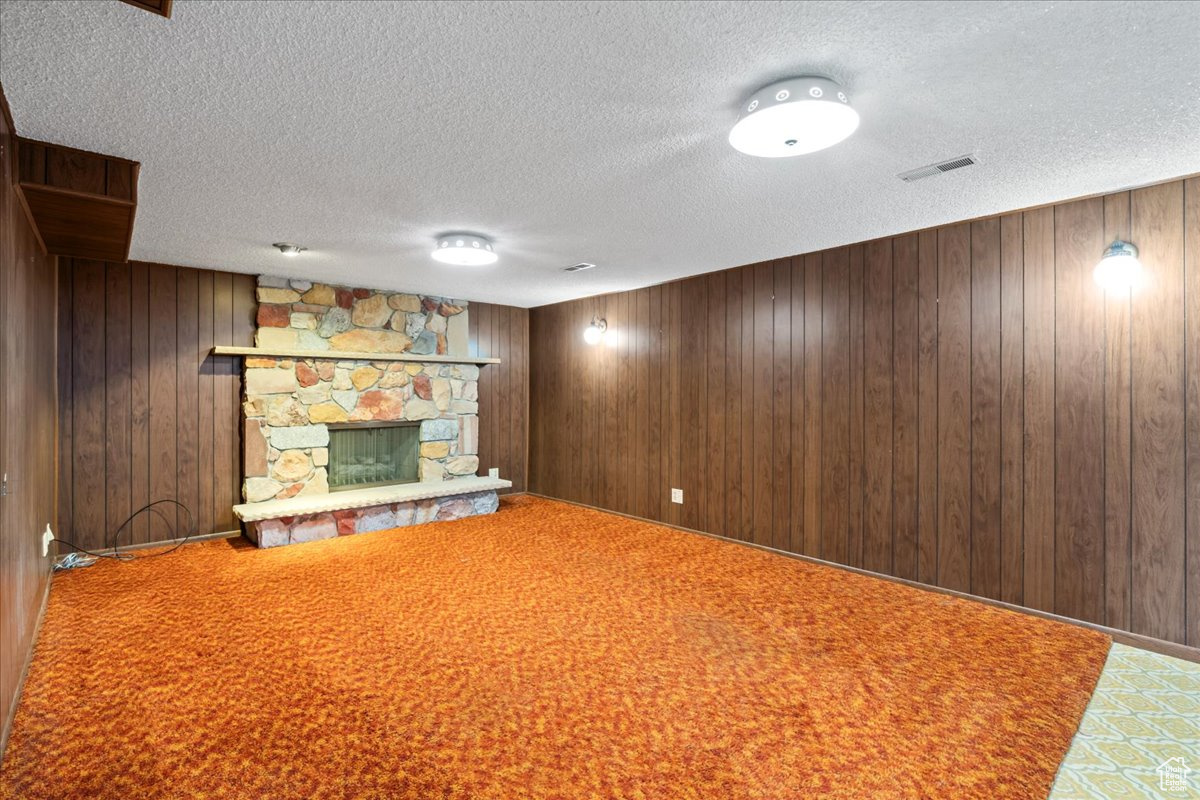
583,317,607,345
1094,240,1143,292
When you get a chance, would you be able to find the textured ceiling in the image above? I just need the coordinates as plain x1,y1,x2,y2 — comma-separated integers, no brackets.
2,0,1199,307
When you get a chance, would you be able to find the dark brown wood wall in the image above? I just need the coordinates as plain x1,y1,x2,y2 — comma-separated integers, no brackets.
0,91,57,755
469,302,530,493
56,272,531,548
56,261,257,551
529,178,1200,648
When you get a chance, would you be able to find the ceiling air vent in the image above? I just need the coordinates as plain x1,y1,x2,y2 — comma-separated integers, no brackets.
898,154,979,183
563,262,597,272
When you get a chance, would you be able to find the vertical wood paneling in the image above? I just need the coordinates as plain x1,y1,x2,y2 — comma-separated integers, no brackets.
196,270,214,542
789,258,806,555
893,235,919,581
847,246,865,568
738,269,753,539
104,262,132,548
1023,207,1056,613
772,261,792,552
56,262,74,546
681,280,705,530
669,282,684,527
1103,193,1133,630
916,230,939,584
175,268,199,540
72,261,107,549
937,224,971,593
129,262,150,543
705,275,726,535
802,254,822,557
999,214,1025,605
638,288,653,521
1054,198,1106,623
1,96,58,753
863,239,893,575
518,177,1198,647
822,248,850,563
750,262,770,548
724,271,745,539
970,218,1002,601
466,300,530,494
212,271,236,533
146,264,177,543
1130,181,1186,643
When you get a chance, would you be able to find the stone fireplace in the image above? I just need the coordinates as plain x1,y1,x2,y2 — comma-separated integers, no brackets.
230,276,510,547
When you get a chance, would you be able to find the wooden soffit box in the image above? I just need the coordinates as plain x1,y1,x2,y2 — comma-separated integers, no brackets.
14,137,140,262
120,0,173,17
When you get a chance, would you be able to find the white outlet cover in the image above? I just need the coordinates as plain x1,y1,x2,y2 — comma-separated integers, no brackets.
671,488,683,504
42,525,54,557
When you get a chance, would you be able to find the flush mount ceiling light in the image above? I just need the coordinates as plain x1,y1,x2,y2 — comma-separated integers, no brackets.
728,76,859,158
272,242,306,257
432,234,498,266
583,317,607,345
1094,240,1143,292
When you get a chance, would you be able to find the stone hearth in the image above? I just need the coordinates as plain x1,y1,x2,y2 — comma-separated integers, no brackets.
234,476,511,548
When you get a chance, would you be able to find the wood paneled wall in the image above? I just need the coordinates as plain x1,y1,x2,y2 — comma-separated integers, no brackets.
56,260,257,551
529,178,1200,648
1,89,57,755
469,302,529,493
57,272,531,548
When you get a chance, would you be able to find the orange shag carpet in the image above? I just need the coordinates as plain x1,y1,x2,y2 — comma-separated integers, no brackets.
2,496,1108,799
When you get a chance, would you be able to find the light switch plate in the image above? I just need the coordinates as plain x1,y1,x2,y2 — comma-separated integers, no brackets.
671,488,683,504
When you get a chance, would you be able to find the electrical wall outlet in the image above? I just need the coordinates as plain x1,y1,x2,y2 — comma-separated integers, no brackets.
488,467,500,478
671,488,683,504
42,525,54,557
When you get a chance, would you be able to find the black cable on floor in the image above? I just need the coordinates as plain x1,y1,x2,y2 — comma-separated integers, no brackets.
52,498,198,562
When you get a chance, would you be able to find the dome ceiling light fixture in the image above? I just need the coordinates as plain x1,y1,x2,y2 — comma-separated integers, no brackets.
728,76,860,158
272,242,307,257
431,233,498,266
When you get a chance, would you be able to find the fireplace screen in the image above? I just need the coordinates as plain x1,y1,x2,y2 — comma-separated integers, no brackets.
327,423,420,491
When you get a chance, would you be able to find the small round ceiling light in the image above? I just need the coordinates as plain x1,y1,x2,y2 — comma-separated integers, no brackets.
1094,240,1143,292
431,234,498,266
728,76,859,158
273,242,307,257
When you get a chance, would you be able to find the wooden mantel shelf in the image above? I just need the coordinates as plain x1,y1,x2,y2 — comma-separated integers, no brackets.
211,345,500,366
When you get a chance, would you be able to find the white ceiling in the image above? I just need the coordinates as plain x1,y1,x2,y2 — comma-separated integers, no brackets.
2,1,1199,308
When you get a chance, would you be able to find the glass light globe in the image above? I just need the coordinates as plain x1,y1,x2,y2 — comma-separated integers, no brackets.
1093,241,1143,292
583,320,606,345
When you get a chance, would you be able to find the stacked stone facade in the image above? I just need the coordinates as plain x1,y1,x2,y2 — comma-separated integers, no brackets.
254,276,469,356
242,357,481,502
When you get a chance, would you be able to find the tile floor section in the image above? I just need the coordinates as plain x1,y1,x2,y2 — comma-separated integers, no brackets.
1050,643,1199,799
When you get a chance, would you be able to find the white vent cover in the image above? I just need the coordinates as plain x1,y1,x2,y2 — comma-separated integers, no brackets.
563,262,597,272
898,154,979,183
